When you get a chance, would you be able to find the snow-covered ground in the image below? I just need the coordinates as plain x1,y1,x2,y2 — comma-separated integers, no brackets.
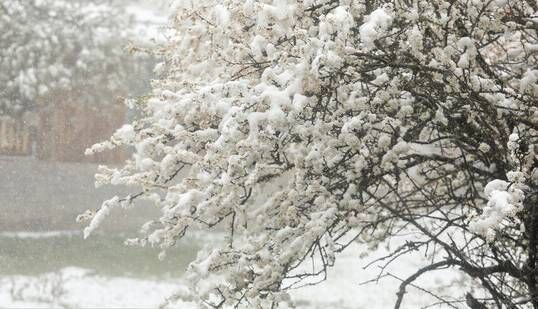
290,243,468,309
1,233,468,308
0,267,182,309
1,156,468,308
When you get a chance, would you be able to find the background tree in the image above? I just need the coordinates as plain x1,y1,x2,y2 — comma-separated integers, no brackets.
83,0,538,308
0,0,151,118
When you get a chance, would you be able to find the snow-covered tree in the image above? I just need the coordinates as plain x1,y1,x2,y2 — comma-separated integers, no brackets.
83,0,538,307
0,0,150,118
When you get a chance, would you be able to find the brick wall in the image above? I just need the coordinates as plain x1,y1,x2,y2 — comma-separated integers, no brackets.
0,101,128,164
0,116,32,156
36,101,127,163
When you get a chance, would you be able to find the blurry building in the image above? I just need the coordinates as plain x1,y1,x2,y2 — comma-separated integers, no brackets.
0,1,165,164
0,98,127,163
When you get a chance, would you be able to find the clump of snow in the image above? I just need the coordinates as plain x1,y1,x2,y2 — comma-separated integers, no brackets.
83,196,120,239
456,37,476,68
214,5,231,26
520,69,538,94
470,179,524,240
484,179,510,197
359,8,392,49
113,124,136,143
478,143,490,153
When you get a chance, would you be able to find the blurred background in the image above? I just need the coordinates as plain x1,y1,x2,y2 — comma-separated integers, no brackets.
0,1,462,308
0,1,204,307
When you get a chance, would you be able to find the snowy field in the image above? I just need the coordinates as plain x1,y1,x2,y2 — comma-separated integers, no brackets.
0,231,469,308
1,157,468,308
